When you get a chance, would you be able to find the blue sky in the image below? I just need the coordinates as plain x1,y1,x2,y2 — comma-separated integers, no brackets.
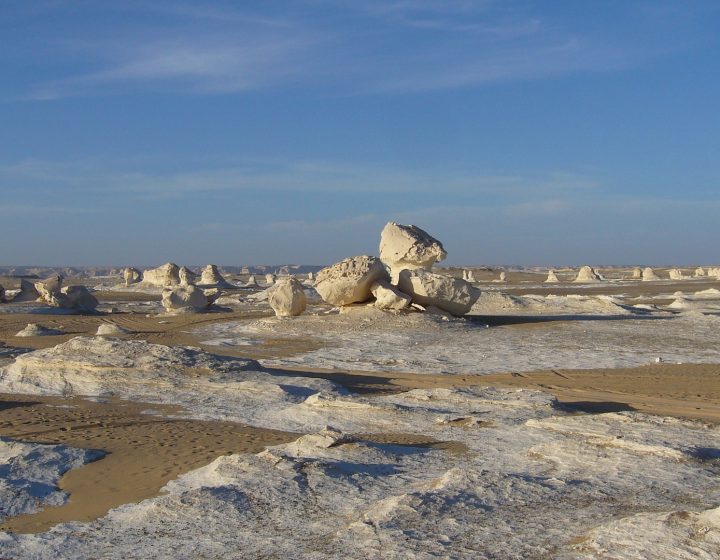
1,0,718,266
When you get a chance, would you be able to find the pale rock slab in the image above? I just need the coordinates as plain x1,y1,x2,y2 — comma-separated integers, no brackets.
123,267,142,286
379,222,447,282
497,271,505,282
573,266,603,283
370,281,412,310
143,263,181,287
179,267,197,286
244,276,260,288
199,265,232,288
397,269,480,317
60,286,99,312
161,285,208,313
642,267,660,281
314,256,389,306
268,277,307,317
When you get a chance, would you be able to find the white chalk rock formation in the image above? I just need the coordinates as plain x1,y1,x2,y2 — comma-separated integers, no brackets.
631,267,642,279
143,263,181,287
265,274,276,286
370,281,412,311
314,256,389,306
497,271,505,282
15,323,64,337
268,277,307,317
199,265,231,288
668,268,685,280
397,269,480,317
179,266,197,286
642,267,660,281
694,267,706,277
60,286,99,312
244,276,259,288
708,267,720,278
123,267,142,286
96,324,132,336
573,266,603,283
34,275,64,303
161,285,208,313
545,270,559,283
379,222,447,282
12,279,41,302
307,272,314,281
462,270,478,282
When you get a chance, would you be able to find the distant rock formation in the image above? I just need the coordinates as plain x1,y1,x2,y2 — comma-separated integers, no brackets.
314,256,389,306
642,267,660,281
631,267,642,279
143,263,181,287
161,285,209,313
243,275,260,288
545,270,559,283
32,275,98,311
268,276,307,317
573,266,603,283
15,323,64,337
371,280,412,310
265,274,276,286
179,266,197,286
379,222,447,283
668,269,685,280
123,267,142,286
12,279,41,302
199,265,232,288
397,269,480,317
694,267,706,277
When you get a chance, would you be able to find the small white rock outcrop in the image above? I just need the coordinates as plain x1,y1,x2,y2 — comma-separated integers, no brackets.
265,274,276,286
123,267,142,286
642,267,660,281
379,222,447,282
12,279,41,302
694,267,706,277
545,270,559,283
161,285,208,313
631,267,642,279
397,269,480,317
314,256,390,306
573,266,603,283
668,268,685,280
179,266,197,286
96,324,132,336
143,263,181,287
199,265,232,288
33,276,98,311
15,323,64,337
268,276,307,317
370,280,412,310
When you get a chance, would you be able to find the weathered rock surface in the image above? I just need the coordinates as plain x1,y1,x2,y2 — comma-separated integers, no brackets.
668,268,685,280
379,222,447,282
631,267,642,279
397,269,480,317
15,323,64,337
545,270,559,283
60,286,99,312
161,285,208,313
370,281,411,310
12,279,41,302
265,274,276,286
314,256,389,306
179,266,197,286
642,267,660,281
694,267,706,277
123,267,142,286
268,277,307,317
143,263,181,287
200,265,232,288
573,266,602,283
96,324,132,336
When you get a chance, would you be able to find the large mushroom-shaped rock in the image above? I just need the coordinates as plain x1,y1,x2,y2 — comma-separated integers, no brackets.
397,269,480,317
573,266,603,283
694,267,706,277
143,263,181,287
12,279,41,302
668,268,685,280
179,266,197,286
545,270,559,283
199,265,232,288
123,267,142,286
267,276,307,317
161,285,208,313
642,267,659,281
314,256,389,306
371,280,411,310
379,222,447,282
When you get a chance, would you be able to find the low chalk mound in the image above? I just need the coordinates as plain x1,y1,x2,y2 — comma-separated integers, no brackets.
573,266,603,283
15,323,65,337
642,267,660,281
95,323,133,336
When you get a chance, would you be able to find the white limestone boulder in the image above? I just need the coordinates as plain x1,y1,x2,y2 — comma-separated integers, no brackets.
545,270,559,283
379,222,447,282
161,285,208,313
96,324,132,336
314,256,389,306
143,263,181,287
60,286,99,312
631,267,642,279
642,267,660,281
397,269,480,317
123,267,142,286
668,268,685,280
265,274,276,286
15,323,64,337
370,281,411,311
199,265,232,288
573,266,603,283
12,279,41,302
268,276,307,317
694,267,706,277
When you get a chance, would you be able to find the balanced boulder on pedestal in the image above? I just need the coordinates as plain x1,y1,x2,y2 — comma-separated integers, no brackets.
379,222,447,282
